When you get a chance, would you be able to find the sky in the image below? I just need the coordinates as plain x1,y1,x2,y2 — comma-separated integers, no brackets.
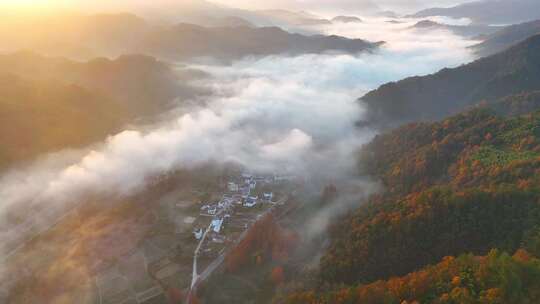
0,0,476,15
209,0,474,13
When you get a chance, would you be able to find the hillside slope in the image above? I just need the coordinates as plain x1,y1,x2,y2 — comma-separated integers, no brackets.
0,52,201,171
472,19,540,57
0,13,381,62
278,98,540,303
361,34,540,128
410,0,540,25
284,250,540,304
138,24,381,62
0,52,197,116
0,75,124,171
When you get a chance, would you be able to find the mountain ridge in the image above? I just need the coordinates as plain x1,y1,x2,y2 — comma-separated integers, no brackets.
360,33,540,128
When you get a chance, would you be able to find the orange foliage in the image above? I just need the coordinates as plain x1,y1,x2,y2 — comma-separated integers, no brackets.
225,213,298,272
270,266,285,285
167,287,184,304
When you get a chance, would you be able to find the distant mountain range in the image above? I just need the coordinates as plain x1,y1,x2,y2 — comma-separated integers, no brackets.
410,0,540,25
332,16,363,24
361,33,540,128
410,20,501,38
0,13,381,62
472,19,540,57
136,23,381,62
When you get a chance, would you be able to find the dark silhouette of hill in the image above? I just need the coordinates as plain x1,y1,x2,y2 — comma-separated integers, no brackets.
410,0,540,25
137,23,381,62
0,52,203,115
361,34,540,128
472,19,540,57
0,74,124,171
0,13,379,62
331,16,363,24
411,20,500,38
0,52,206,170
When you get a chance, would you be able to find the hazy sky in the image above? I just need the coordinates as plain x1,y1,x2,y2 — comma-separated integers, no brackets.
0,0,476,15
210,0,473,13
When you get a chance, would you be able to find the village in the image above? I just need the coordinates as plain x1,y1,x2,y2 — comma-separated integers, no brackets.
90,171,296,304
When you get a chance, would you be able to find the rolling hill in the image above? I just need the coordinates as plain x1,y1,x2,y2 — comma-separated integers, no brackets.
472,19,540,57
137,23,381,62
0,75,124,171
0,13,381,62
279,96,540,304
410,0,540,25
0,52,203,171
411,20,500,38
360,34,540,128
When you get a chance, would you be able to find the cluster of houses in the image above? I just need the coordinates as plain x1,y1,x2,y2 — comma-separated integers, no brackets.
193,173,276,241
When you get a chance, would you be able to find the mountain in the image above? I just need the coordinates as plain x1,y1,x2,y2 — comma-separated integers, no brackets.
0,13,380,62
0,74,124,171
280,101,540,303
285,250,540,303
411,20,500,38
410,0,540,25
136,24,381,62
360,34,540,128
0,52,199,116
325,107,540,284
0,52,203,170
472,19,540,57
331,16,363,24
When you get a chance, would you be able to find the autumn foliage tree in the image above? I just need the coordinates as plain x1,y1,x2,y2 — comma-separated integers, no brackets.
270,266,286,285
225,214,298,272
284,250,540,304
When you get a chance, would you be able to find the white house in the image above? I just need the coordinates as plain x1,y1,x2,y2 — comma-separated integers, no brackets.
211,218,224,233
244,196,258,208
263,192,273,201
249,180,257,189
227,182,239,192
207,206,217,215
193,228,204,240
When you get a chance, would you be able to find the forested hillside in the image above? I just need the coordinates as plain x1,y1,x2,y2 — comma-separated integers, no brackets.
0,52,198,171
0,13,381,62
0,75,124,171
409,0,540,25
0,52,195,116
278,97,540,303
361,34,540,128
284,250,540,304
472,19,540,57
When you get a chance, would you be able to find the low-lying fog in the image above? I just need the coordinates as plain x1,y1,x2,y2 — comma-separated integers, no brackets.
0,16,476,268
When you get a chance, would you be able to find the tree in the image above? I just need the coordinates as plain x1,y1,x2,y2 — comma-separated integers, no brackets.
271,266,285,285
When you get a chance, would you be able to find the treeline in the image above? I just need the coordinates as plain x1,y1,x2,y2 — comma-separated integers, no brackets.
283,250,540,304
